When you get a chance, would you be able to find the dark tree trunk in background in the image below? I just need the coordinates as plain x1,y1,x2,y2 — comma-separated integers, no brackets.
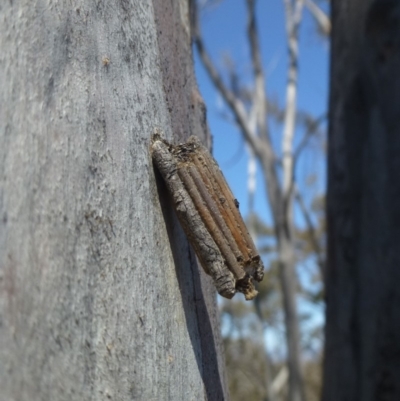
0,1,229,400
323,0,400,400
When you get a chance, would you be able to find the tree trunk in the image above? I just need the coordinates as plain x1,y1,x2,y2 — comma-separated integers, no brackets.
277,232,305,401
260,143,306,401
0,1,229,400
323,0,400,399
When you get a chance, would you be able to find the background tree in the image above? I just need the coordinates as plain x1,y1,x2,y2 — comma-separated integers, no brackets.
192,1,329,400
0,1,229,400
323,0,400,399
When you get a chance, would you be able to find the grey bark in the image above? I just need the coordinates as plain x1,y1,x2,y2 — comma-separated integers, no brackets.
0,1,229,401
323,0,400,400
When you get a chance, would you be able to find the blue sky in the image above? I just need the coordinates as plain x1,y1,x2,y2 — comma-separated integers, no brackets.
195,0,329,221
194,0,329,355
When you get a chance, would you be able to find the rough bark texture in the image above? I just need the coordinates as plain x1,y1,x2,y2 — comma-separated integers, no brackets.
151,136,264,300
151,137,237,299
0,1,229,400
323,0,400,400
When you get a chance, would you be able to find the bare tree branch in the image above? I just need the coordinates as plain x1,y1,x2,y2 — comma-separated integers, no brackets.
193,1,283,221
293,0,305,26
293,113,327,163
246,0,270,143
271,366,289,395
304,0,331,35
281,0,305,236
244,0,286,221
295,187,325,279
192,7,261,154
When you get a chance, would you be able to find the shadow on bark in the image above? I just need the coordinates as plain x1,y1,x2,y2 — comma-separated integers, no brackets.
155,167,226,401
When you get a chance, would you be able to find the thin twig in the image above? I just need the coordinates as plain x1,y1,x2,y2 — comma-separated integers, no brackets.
285,113,326,223
243,0,283,221
293,113,327,163
295,187,325,279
